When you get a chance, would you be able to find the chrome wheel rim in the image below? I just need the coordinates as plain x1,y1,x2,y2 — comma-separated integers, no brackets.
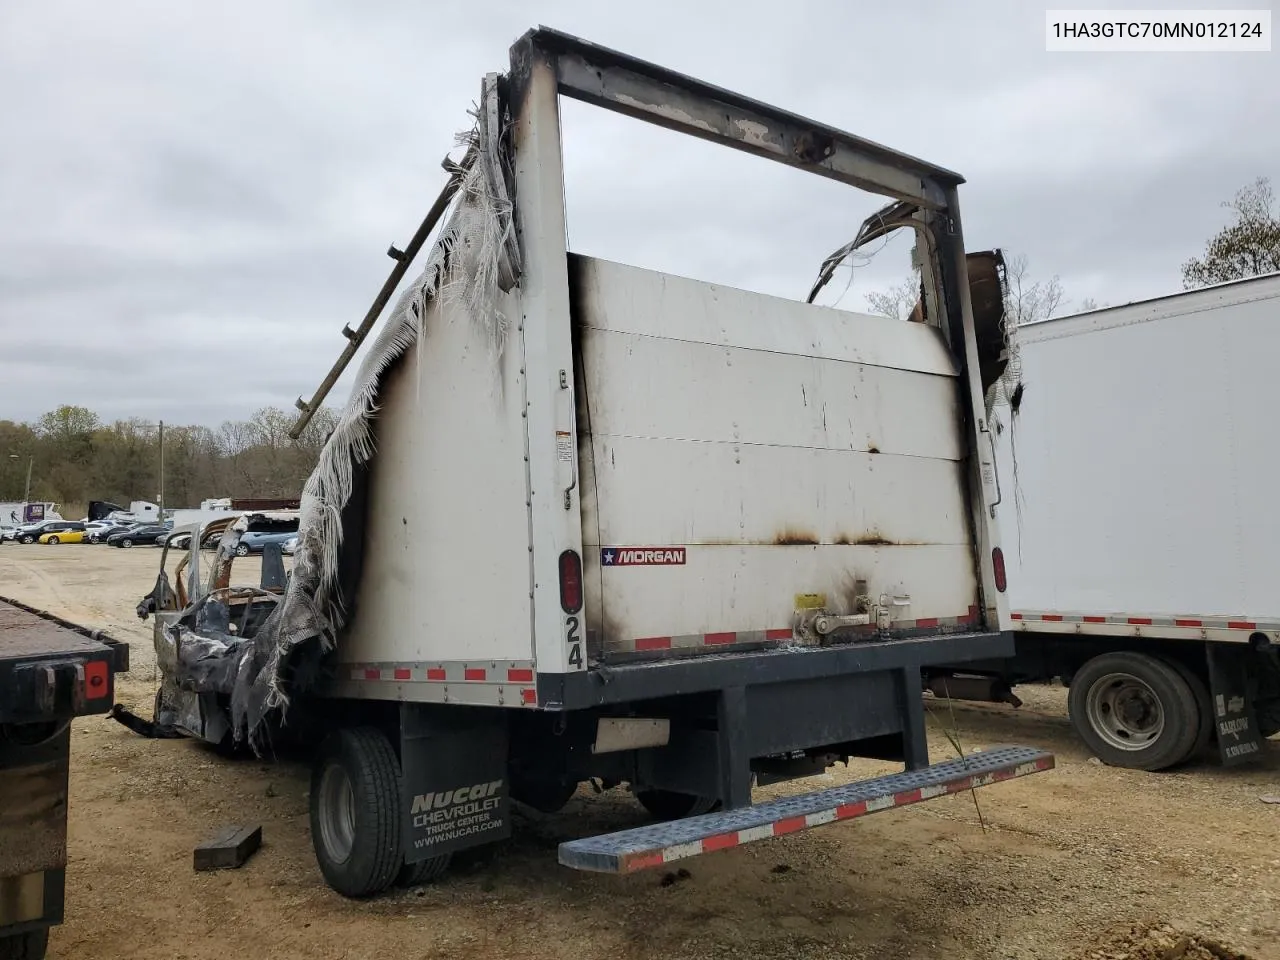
1086,671,1165,751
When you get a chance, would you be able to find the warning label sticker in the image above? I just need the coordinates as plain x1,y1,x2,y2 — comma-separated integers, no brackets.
602,547,687,567
556,431,573,463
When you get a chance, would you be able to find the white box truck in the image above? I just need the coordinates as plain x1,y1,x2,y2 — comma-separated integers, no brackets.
930,272,1280,771
132,27,1050,897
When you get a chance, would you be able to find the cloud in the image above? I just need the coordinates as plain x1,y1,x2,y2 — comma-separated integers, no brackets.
1,0,1275,424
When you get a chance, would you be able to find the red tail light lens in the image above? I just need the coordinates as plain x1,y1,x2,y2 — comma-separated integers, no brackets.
559,549,583,613
85,659,110,699
992,547,1007,593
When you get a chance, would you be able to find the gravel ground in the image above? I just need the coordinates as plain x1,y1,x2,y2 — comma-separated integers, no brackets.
2,544,1278,960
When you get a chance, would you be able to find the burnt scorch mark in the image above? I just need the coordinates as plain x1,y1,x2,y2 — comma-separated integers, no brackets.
774,528,819,546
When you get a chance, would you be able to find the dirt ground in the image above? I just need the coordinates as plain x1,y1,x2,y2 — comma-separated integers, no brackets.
2,544,1278,960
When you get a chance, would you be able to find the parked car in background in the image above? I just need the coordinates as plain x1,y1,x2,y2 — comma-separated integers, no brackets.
38,526,88,544
90,522,144,543
11,520,84,544
163,526,227,551
282,535,298,556
232,528,297,557
107,524,171,548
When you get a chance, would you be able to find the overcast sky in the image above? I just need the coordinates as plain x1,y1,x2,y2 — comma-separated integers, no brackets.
1,0,1276,426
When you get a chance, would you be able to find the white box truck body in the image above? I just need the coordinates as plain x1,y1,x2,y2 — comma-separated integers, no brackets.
934,272,1280,770
337,255,989,687
134,27,1051,897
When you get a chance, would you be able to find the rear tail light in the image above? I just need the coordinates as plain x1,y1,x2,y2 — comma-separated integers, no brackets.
992,547,1007,593
559,549,583,613
84,659,110,699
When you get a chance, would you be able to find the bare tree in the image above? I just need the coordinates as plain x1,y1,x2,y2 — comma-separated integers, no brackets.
864,275,922,322
1183,177,1280,289
863,251,1065,327
1001,253,1064,326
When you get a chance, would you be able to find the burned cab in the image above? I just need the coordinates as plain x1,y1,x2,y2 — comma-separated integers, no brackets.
130,512,296,745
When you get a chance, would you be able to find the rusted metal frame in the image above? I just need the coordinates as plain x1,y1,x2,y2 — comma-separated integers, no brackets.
519,27,959,209
931,186,1004,631
288,148,477,439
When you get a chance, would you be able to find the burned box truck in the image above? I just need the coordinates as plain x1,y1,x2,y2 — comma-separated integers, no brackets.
135,28,1051,896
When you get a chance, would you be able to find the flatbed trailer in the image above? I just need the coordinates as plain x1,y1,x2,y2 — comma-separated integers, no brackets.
134,26,1052,898
0,596,129,960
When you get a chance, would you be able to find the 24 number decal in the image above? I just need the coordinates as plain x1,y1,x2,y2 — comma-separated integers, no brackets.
565,615,584,669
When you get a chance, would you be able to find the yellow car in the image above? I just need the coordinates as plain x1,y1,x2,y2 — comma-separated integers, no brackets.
39,528,87,544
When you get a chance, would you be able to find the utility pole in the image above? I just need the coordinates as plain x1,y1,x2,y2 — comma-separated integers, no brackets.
22,456,32,507
158,420,165,518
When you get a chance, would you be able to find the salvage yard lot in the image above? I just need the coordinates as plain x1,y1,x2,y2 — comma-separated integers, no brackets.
2,546,1278,960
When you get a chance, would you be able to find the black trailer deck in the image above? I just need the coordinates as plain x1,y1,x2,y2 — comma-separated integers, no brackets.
0,596,128,960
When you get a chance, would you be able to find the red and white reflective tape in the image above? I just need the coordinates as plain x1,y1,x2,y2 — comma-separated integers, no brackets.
627,628,796,653
623,606,981,653
1011,610,1280,632
340,660,538,707
614,754,1054,874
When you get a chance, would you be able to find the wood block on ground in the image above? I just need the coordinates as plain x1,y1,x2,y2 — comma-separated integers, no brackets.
193,824,262,871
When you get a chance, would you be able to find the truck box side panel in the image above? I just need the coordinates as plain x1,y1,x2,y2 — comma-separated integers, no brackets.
996,274,1280,625
572,256,980,654
337,288,534,667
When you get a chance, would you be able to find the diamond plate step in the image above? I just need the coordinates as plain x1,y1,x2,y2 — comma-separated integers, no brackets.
559,745,1054,873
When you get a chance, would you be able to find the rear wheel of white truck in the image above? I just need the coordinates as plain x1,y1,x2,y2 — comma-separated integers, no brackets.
1068,652,1199,771
1165,658,1213,761
310,727,403,898
636,789,721,820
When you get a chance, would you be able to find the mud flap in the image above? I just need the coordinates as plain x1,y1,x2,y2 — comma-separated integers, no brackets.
1206,645,1264,766
399,704,511,863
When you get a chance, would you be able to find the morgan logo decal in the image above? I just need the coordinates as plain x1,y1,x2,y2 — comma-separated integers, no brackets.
602,547,686,567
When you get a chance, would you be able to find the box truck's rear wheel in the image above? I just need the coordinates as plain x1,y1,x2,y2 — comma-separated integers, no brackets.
310,726,407,898
636,790,721,820
1068,652,1200,771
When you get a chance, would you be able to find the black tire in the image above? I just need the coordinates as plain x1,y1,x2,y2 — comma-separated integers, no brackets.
1255,652,1280,738
1257,703,1280,739
396,853,452,887
120,538,133,548
309,726,403,898
636,789,721,820
1068,652,1200,771
46,536,59,545
235,543,250,557
1164,657,1214,762
0,929,49,960
18,536,33,544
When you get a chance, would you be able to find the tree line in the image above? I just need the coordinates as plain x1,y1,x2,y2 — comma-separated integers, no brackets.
0,404,339,517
